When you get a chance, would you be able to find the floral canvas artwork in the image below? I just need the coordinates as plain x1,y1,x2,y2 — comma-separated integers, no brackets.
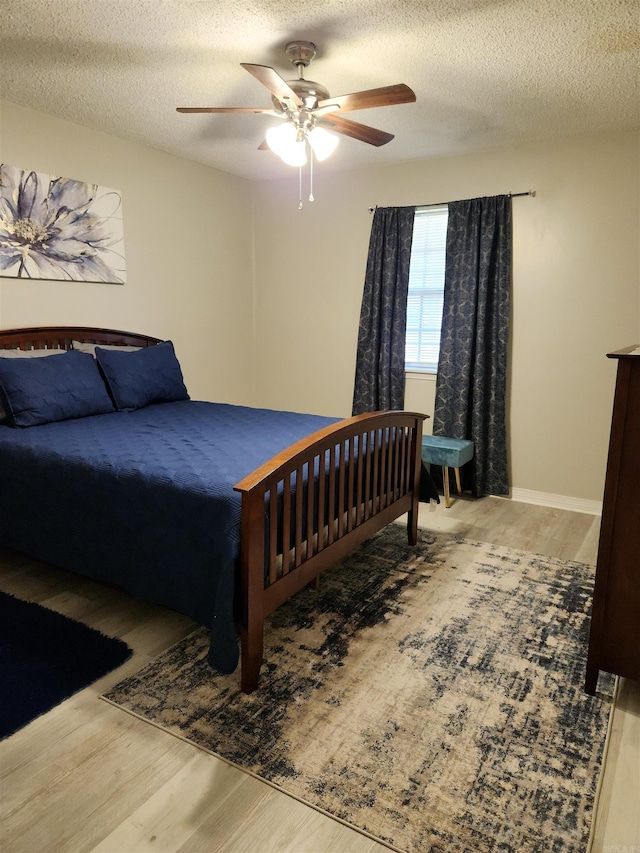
0,164,126,284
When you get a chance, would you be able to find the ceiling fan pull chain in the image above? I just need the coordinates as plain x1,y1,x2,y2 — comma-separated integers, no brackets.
309,147,315,202
298,164,303,210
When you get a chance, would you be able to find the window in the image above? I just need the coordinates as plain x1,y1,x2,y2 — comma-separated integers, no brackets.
405,206,448,373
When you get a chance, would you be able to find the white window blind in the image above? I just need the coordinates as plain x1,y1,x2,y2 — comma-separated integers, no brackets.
405,206,448,372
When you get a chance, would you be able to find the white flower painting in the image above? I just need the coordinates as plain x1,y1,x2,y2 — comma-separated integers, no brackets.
0,164,126,284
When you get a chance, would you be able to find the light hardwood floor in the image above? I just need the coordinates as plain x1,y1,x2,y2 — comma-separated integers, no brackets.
1,497,638,852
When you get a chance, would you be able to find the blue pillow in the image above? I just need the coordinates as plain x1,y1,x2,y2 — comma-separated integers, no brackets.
96,340,189,411
0,349,115,427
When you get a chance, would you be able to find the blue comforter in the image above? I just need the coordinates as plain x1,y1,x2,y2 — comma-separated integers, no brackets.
0,400,338,673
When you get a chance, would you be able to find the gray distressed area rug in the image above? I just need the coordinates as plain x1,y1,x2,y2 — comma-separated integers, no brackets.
103,525,614,853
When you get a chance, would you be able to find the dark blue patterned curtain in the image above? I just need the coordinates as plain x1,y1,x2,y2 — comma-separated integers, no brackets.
352,206,416,415
433,195,512,497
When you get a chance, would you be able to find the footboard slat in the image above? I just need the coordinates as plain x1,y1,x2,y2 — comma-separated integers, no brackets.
235,410,427,693
356,437,364,527
306,461,315,563
375,433,382,514
346,440,355,533
328,444,337,546
392,428,399,501
387,428,395,502
364,431,373,521
316,452,326,556
379,429,388,511
294,462,304,568
282,475,291,576
337,444,346,540
268,489,278,584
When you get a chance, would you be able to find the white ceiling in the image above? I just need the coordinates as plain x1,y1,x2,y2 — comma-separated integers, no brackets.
1,0,639,182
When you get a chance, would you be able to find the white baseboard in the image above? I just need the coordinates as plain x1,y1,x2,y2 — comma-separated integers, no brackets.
508,488,602,516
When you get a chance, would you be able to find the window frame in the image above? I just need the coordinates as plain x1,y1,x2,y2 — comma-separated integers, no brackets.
405,205,448,375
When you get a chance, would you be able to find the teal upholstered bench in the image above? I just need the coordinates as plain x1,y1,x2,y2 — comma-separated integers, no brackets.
421,435,474,508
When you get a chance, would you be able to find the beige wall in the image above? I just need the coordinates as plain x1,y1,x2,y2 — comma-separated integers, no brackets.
2,99,638,503
252,131,640,503
0,100,255,405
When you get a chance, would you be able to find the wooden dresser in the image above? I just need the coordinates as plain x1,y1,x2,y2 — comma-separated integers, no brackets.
586,346,640,693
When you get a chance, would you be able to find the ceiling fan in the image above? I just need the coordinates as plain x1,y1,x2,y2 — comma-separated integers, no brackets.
177,41,416,166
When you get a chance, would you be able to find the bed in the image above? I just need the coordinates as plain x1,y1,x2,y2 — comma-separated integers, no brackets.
0,326,428,693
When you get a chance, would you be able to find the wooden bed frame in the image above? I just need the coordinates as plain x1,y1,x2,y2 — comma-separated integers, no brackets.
0,326,426,693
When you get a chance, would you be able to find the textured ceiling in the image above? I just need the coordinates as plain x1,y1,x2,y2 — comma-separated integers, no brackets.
1,0,639,181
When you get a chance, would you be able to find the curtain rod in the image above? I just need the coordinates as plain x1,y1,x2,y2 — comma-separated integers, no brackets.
369,190,536,213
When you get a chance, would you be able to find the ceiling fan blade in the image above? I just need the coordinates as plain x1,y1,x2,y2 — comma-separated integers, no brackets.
319,114,395,146
177,107,280,115
240,63,303,108
316,84,415,114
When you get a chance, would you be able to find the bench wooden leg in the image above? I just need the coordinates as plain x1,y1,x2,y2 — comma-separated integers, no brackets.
408,503,418,545
443,466,451,508
454,467,462,496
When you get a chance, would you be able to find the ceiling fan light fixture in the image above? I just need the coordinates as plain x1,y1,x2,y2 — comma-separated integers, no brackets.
280,140,307,167
266,122,307,166
179,40,417,190
307,126,339,161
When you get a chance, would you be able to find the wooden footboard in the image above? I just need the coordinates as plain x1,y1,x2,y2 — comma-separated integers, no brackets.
234,410,427,693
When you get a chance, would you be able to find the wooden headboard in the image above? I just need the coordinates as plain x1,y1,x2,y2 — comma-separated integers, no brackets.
0,326,162,351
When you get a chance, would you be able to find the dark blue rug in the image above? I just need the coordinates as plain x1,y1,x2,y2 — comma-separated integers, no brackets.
1,591,132,739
